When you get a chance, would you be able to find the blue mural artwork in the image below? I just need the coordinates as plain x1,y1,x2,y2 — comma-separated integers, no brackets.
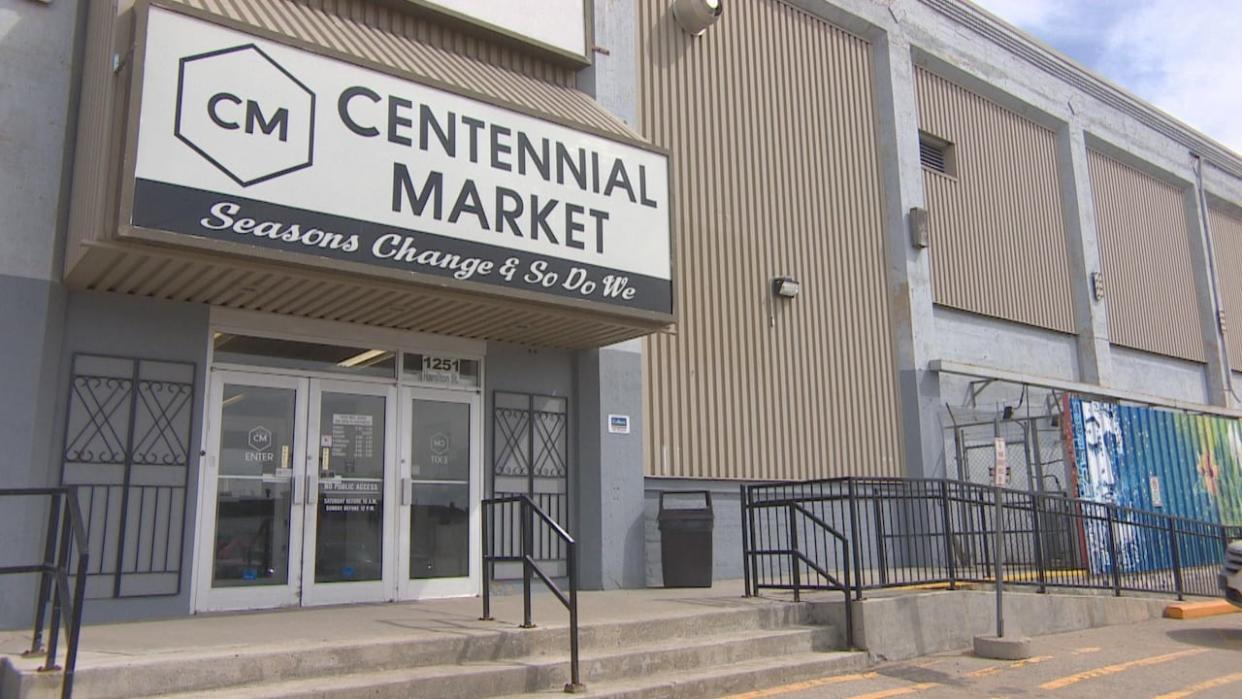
1067,396,1242,575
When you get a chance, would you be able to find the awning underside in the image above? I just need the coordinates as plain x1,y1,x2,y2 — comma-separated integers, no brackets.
68,242,662,349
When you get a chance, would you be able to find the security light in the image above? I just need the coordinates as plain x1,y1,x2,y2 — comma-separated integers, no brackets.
773,277,800,299
671,0,723,37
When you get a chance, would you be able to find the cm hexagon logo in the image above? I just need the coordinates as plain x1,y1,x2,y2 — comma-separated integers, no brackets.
175,44,315,187
248,425,273,452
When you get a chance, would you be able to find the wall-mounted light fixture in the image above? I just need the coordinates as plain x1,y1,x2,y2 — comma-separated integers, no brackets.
772,276,801,299
1090,271,1105,302
671,0,723,37
909,207,929,248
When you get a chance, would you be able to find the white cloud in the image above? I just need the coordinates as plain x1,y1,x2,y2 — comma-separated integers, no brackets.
1101,1,1242,154
973,0,1242,155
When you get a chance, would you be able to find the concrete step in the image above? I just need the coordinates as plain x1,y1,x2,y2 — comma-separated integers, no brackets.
152,626,841,699
495,650,871,699
12,602,831,699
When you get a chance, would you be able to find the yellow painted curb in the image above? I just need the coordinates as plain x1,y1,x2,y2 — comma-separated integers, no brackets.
887,582,977,592
1163,600,1242,619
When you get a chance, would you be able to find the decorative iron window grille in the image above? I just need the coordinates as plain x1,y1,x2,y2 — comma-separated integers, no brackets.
491,392,570,578
59,354,197,599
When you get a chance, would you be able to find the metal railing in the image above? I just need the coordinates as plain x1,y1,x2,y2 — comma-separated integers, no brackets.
0,487,91,699
742,477,1242,603
741,487,855,648
482,494,583,693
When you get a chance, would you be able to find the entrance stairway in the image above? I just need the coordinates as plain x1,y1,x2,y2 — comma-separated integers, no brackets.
2,591,865,699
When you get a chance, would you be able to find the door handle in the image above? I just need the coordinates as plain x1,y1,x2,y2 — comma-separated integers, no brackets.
402,477,412,506
292,472,304,505
307,474,318,506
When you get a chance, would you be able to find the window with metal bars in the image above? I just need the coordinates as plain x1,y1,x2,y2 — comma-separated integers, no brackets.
919,131,955,176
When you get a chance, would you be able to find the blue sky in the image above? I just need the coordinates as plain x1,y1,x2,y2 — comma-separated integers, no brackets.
972,0,1242,154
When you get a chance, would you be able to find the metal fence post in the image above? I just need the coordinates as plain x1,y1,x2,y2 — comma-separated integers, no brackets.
26,493,62,657
565,540,583,692
1106,507,1122,597
873,498,888,587
992,485,1005,639
1167,517,1184,601
939,480,957,590
846,479,864,601
788,503,801,603
521,498,535,628
481,501,493,621
1030,492,1047,594
740,483,752,597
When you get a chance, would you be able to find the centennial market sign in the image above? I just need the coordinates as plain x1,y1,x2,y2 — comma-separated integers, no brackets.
128,6,672,314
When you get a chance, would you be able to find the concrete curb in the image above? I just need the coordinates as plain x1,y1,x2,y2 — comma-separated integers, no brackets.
1163,600,1242,619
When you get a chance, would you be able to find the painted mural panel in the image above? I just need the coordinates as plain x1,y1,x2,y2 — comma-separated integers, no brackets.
1067,396,1242,574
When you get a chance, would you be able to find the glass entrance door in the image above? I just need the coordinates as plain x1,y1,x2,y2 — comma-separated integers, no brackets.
197,372,306,611
196,371,396,611
301,380,395,605
397,387,481,599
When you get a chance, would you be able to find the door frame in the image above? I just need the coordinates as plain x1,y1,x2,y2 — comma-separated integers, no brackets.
192,369,308,613
396,386,484,600
191,313,487,613
300,378,398,606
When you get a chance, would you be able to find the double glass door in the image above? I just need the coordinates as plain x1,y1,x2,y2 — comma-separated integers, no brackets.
195,370,478,612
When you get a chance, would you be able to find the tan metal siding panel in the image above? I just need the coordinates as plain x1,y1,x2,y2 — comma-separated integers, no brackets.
914,68,1075,333
638,0,902,481
1087,149,1205,362
1210,205,1242,370
167,0,640,139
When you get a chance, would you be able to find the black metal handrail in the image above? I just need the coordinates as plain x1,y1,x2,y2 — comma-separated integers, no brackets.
742,477,1242,607
743,492,855,648
481,494,584,693
0,487,90,699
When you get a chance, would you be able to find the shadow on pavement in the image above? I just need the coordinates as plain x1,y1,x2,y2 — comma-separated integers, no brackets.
1166,627,1242,651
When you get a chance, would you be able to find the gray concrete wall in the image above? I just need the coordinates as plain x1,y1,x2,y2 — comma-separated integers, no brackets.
821,589,1170,663
644,479,748,586
1109,346,1210,406
0,278,67,629
53,293,209,625
576,346,646,589
0,0,84,630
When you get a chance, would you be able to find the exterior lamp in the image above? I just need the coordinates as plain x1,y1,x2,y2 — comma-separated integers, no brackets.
773,277,800,299
671,0,723,37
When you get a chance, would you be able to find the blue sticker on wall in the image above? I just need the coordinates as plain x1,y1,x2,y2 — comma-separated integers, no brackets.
242,568,258,581
342,566,356,579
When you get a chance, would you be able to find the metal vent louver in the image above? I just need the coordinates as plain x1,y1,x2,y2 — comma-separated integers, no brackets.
920,136,949,174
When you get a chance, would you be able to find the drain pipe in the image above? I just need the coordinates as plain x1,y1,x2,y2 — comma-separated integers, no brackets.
1191,153,1242,405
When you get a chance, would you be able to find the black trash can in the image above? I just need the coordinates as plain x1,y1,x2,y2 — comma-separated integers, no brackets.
658,490,714,587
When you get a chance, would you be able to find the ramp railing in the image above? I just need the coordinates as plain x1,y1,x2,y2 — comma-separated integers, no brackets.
742,477,1242,602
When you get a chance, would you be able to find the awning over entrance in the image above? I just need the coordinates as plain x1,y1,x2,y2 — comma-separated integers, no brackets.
67,241,648,348
64,0,674,348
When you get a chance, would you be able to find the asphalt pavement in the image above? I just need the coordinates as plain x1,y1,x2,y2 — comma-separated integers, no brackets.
724,610,1242,698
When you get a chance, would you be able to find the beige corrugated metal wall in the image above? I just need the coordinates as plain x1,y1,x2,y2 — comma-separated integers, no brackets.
168,1,636,135
638,0,902,480
914,69,1075,333
1087,149,1204,362
191,0,577,85
1210,205,1242,370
